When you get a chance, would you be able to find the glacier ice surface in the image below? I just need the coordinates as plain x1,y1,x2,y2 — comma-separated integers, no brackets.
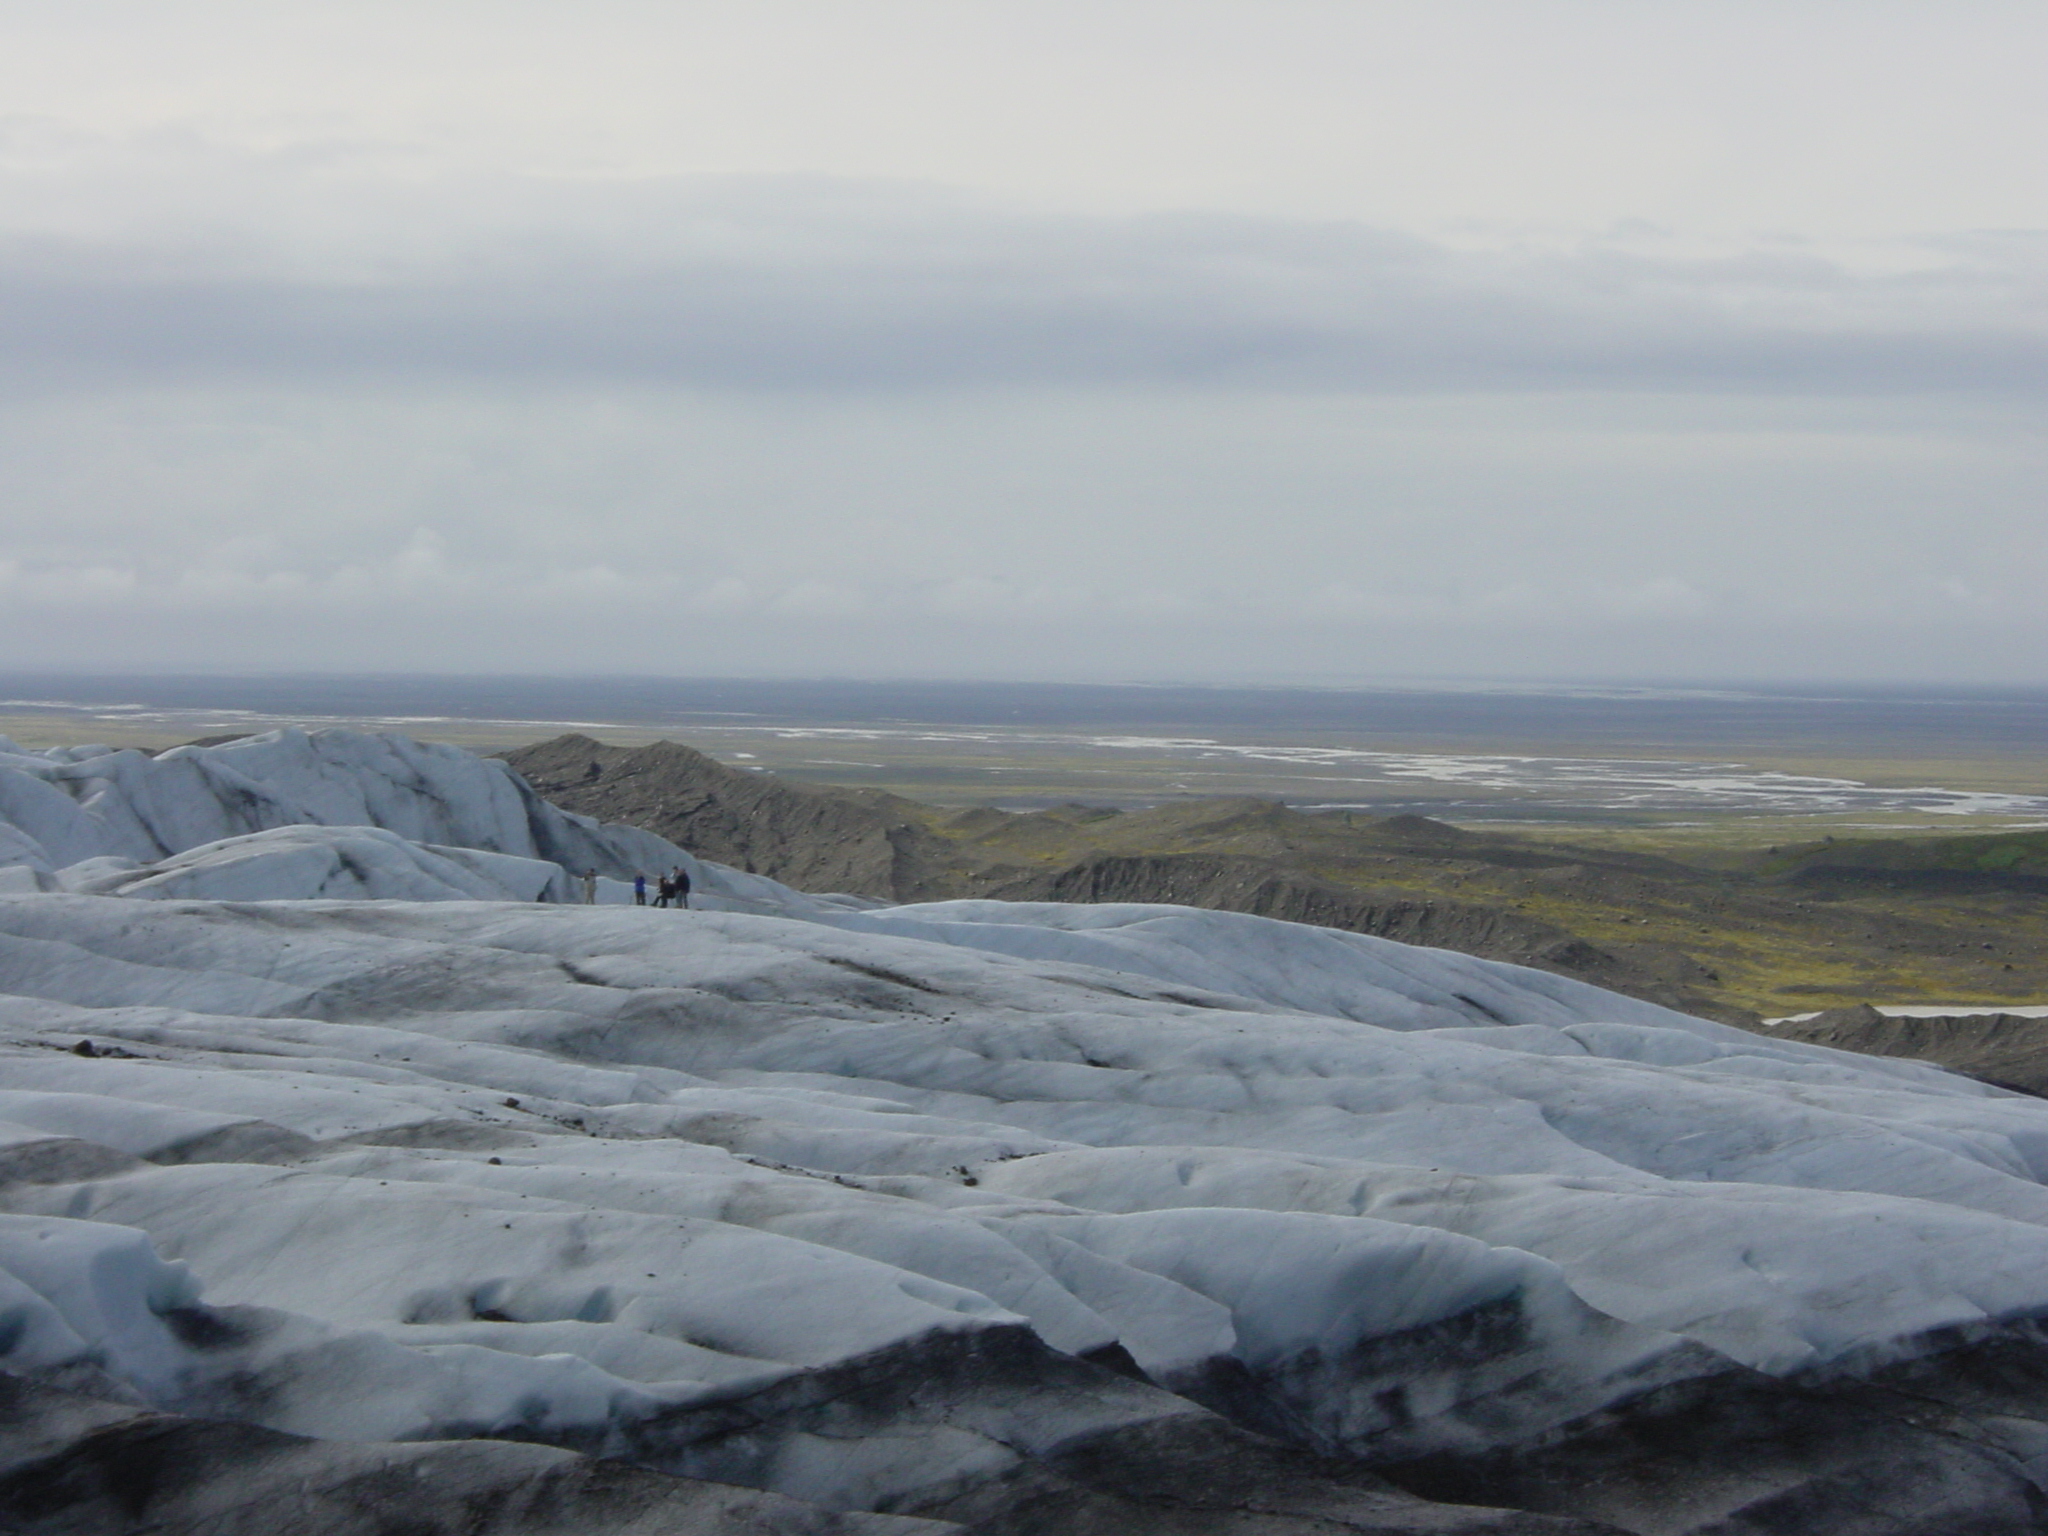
5,729,2048,1523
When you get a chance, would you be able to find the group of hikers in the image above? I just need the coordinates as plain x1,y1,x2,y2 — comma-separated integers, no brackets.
641,868,691,907
574,866,692,907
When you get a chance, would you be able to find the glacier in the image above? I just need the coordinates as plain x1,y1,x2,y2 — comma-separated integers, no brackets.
4,729,2048,1533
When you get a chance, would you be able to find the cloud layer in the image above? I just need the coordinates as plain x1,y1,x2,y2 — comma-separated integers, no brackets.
5,168,2046,397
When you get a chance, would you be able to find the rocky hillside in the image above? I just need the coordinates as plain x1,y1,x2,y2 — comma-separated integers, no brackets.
499,737,1754,1021
1761,829,2048,894
999,852,1726,1017
1773,1005,2048,1096
500,734,2048,1030
499,733,957,899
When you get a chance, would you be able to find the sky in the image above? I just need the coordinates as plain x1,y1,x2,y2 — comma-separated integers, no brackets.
1,0,2044,684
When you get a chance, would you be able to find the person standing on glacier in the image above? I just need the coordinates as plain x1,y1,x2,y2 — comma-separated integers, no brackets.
633,873,647,905
581,869,597,904
672,865,691,909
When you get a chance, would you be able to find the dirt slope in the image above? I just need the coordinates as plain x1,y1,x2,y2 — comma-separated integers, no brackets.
989,852,1729,1020
1761,830,2048,895
500,735,957,899
1772,1006,2048,1096
498,736,1752,1021
498,735,2048,1031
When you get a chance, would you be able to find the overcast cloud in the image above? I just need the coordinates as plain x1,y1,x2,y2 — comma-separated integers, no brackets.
7,174,2047,394
2,1,2045,683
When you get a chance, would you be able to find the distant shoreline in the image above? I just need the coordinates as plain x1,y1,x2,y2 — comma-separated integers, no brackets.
5,673,2046,832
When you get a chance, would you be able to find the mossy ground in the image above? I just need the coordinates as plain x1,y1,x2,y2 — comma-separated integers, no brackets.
890,794,2048,1019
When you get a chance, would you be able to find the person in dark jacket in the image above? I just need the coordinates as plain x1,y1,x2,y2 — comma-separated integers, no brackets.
671,865,691,910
